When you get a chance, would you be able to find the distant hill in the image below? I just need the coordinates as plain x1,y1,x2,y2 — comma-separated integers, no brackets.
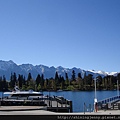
0,60,119,80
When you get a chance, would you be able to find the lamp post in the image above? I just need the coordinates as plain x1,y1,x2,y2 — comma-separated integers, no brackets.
0,93,1,107
94,78,97,112
49,89,50,106
117,79,119,97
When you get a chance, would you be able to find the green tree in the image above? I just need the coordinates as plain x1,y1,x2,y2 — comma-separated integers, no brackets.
2,75,8,91
9,72,17,89
109,75,114,90
41,74,44,90
26,73,32,86
48,78,53,90
44,79,49,90
71,70,76,81
117,73,120,89
83,72,87,90
13,72,17,85
52,79,57,91
104,76,108,90
27,73,32,81
60,76,65,90
27,78,35,90
18,74,23,89
36,74,41,87
0,76,2,91
54,72,59,90
77,73,83,90
86,74,93,87
96,75,103,90
65,72,69,86
37,83,41,91
55,71,59,85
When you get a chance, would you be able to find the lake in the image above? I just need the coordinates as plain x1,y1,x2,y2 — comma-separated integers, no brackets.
0,90,119,112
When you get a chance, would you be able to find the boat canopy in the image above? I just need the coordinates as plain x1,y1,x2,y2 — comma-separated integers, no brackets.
3,86,42,95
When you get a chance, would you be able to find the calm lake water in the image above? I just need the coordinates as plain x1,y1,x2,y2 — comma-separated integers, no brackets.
0,90,119,112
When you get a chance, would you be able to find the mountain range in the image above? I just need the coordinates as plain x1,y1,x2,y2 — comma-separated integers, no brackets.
0,60,119,80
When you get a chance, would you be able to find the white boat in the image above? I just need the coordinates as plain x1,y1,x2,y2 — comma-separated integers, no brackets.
3,86,47,100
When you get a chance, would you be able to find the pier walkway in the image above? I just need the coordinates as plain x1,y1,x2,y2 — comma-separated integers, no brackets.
0,95,72,112
97,95,120,110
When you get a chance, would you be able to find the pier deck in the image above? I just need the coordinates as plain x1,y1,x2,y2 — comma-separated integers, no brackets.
0,96,72,113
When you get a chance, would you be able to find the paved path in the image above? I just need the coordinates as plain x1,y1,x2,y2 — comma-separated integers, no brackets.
0,106,47,111
0,106,120,115
0,110,120,115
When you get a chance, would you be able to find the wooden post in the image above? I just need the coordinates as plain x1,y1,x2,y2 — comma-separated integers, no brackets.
89,104,91,113
65,99,67,107
49,96,50,107
61,98,63,107
0,98,1,107
69,101,73,112
118,103,120,110
50,97,52,107
84,102,85,114
57,101,58,107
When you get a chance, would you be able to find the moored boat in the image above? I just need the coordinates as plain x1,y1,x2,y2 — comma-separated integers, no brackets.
1,86,47,106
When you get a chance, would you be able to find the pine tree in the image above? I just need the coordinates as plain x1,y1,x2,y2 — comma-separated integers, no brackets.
77,73,83,90
117,73,120,89
104,76,108,90
41,74,44,90
26,73,32,86
86,74,93,87
96,75,102,90
18,74,23,89
0,76,3,91
45,78,49,89
2,75,8,91
52,79,57,91
71,70,76,81
27,78,35,90
54,72,59,90
65,72,69,86
109,75,114,90
55,71,59,85
60,76,65,90
36,74,41,87
9,72,17,89
83,72,87,90
13,72,17,85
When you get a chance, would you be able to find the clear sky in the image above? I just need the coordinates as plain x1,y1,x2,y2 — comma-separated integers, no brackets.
0,0,120,73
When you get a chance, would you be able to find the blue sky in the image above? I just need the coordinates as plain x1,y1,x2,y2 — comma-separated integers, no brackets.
0,0,120,72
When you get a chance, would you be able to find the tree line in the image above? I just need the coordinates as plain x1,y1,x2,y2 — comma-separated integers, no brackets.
0,70,120,91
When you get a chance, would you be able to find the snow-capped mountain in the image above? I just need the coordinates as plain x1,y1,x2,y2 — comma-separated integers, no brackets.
0,60,119,80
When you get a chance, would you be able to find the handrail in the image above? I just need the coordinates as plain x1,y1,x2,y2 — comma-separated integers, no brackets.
97,95,120,104
97,95,120,110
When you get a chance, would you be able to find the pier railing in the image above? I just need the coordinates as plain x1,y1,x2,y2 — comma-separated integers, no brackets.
45,95,73,112
97,95,120,110
83,103,93,113
54,96,73,112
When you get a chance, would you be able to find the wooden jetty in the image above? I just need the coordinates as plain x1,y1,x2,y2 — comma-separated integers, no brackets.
44,96,73,112
0,95,72,113
97,95,120,110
